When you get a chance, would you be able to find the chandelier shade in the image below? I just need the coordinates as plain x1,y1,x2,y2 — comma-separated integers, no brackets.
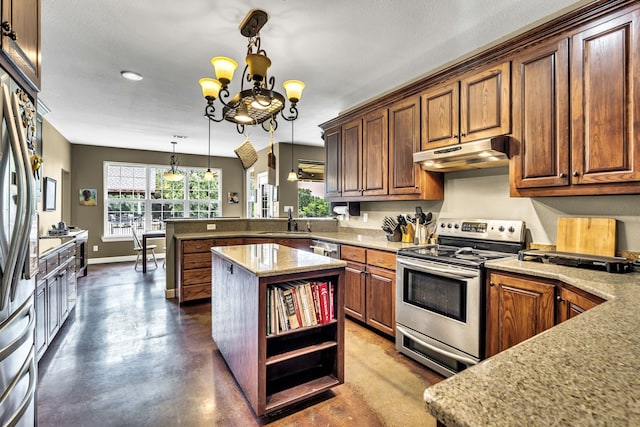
199,9,304,133
163,141,184,182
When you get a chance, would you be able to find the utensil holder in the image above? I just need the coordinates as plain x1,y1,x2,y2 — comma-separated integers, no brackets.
386,226,402,242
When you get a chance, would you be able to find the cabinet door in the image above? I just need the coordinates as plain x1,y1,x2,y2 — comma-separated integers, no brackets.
460,61,511,143
422,81,460,149
341,118,363,197
485,271,555,358
1,0,41,89
362,108,388,196
58,269,69,322
324,126,342,198
366,266,395,336
511,38,570,189
47,276,59,341
388,97,422,196
35,282,46,360
556,285,604,323
570,10,640,184
344,261,366,322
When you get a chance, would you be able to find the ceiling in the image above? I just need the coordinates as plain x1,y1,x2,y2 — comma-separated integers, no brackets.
39,0,588,159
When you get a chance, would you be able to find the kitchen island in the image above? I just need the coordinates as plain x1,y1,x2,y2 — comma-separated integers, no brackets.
424,259,640,426
211,243,346,416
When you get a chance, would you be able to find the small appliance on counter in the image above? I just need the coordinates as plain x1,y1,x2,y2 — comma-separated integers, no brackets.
518,249,634,274
48,221,69,236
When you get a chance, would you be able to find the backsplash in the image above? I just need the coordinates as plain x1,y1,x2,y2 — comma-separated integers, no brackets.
337,167,640,252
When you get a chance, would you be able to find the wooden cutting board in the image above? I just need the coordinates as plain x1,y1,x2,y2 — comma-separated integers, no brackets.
556,217,616,257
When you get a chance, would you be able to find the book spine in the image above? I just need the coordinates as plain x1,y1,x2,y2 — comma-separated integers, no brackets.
282,288,300,330
318,282,330,324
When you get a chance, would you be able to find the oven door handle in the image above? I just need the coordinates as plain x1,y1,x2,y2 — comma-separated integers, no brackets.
397,325,479,367
397,259,478,279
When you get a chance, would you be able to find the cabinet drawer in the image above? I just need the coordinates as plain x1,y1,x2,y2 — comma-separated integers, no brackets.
366,249,396,270
183,268,212,285
341,245,366,263
183,239,215,254
46,256,58,273
183,253,212,270
182,284,211,301
214,238,245,246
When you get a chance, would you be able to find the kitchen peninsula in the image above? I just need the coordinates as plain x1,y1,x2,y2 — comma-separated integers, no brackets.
210,243,346,416
424,260,640,426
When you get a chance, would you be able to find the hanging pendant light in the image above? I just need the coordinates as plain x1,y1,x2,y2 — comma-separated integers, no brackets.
287,119,298,182
163,141,184,182
204,120,215,181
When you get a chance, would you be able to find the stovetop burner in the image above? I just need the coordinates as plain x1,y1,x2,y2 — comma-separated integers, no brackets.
396,218,527,268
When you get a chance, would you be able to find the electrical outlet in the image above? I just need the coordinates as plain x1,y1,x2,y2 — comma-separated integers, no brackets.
284,206,293,213
206,223,217,230
92,245,98,252
363,212,368,222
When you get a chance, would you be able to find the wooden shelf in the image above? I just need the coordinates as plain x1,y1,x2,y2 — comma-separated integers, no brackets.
266,319,338,339
266,341,337,366
265,375,341,413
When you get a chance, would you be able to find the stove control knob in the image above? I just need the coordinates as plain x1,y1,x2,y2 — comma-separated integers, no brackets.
498,226,505,232
508,226,515,233
447,223,452,228
454,224,459,229
440,223,446,228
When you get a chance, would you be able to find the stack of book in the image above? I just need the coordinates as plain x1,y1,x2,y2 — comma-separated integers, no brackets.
267,281,334,336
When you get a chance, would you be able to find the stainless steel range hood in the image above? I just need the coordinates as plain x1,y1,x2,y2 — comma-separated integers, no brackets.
413,136,510,172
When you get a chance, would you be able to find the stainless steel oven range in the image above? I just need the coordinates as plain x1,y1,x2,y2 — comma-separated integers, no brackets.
396,218,526,377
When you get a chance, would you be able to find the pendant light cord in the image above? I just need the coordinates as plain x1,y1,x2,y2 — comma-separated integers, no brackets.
207,119,212,170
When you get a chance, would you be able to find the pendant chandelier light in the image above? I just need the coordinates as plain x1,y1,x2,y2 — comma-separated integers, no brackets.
204,120,215,181
287,120,298,182
198,9,305,134
163,141,184,182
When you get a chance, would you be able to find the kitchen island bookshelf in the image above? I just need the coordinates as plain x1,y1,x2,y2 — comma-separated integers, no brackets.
211,243,346,416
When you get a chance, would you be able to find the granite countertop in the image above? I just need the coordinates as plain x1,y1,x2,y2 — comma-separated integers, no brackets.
211,243,347,277
174,230,419,253
424,259,640,427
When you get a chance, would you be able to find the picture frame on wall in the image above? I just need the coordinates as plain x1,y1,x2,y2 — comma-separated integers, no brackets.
44,177,56,211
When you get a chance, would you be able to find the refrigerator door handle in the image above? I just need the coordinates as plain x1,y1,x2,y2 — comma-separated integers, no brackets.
0,347,35,426
0,299,34,362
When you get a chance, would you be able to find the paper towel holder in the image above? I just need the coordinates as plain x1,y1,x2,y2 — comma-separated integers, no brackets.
331,202,360,217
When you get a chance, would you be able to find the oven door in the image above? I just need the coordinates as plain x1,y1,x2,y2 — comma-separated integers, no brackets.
396,256,482,361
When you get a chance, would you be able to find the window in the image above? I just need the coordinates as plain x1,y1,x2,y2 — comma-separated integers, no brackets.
104,162,221,239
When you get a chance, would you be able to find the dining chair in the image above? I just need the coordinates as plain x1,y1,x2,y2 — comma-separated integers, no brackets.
132,228,158,271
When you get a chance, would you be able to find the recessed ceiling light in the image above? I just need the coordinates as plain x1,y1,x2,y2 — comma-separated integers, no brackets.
121,71,143,81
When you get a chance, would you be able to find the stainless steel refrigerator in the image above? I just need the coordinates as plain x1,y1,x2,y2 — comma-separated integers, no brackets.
0,72,38,426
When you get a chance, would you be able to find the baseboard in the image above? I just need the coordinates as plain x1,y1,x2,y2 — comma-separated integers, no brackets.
88,254,166,265
165,289,176,299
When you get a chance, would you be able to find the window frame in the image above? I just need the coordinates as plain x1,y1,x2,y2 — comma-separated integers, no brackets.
102,161,222,241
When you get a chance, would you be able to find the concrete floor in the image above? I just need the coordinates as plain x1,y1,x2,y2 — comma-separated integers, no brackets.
37,262,443,426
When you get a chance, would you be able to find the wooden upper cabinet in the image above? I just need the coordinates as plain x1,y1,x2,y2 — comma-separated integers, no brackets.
1,0,41,90
422,81,459,149
362,108,388,196
341,118,363,197
421,61,510,151
571,10,640,185
485,271,555,358
389,97,422,196
460,61,511,143
324,126,342,198
511,38,570,190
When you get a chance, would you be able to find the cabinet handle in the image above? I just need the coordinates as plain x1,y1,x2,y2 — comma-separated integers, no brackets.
1,22,16,40
572,171,579,177
489,281,496,287
460,133,466,138
559,172,567,178
556,295,564,302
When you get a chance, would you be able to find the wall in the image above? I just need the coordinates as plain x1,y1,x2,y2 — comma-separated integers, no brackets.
253,142,325,218
340,167,640,252
38,119,71,254
70,144,244,260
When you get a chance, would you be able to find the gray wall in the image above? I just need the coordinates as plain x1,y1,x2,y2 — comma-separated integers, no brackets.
70,144,244,259
341,167,640,252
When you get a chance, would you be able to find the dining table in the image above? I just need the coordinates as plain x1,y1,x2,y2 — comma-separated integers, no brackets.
142,230,166,273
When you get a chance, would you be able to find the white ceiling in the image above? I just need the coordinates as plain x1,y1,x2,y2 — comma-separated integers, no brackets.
39,0,588,158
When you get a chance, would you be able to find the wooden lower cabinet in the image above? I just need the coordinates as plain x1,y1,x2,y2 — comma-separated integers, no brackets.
485,271,555,358
486,270,605,358
557,284,605,323
178,237,312,303
341,245,395,336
